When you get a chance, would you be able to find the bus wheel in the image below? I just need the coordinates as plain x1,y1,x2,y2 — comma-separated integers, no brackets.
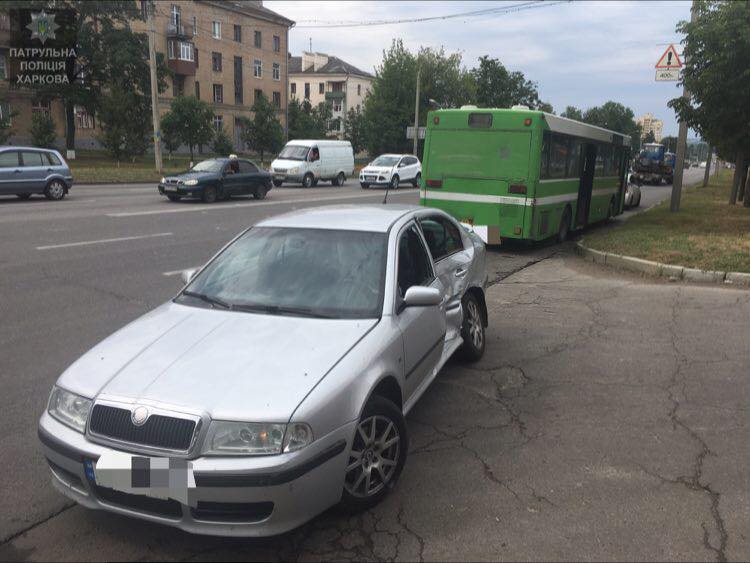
557,206,571,243
607,198,616,220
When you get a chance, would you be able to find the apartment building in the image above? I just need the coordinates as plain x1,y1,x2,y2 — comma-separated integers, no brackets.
0,1,294,153
636,113,664,143
288,52,373,139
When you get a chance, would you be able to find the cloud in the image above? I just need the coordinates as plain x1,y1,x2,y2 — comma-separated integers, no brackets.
267,0,693,135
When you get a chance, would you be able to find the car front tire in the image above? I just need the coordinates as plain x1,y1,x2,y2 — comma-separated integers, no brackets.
340,395,407,512
459,292,485,362
44,180,66,200
272,179,283,187
202,186,217,203
302,173,314,188
389,175,399,190
412,172,421,188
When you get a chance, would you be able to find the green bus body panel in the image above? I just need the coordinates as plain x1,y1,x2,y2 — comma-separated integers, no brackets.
421,108,626,243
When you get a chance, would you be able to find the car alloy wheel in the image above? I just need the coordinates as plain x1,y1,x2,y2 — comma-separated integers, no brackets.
412,172,421,188
254,186,267,200
460,293,485,362
336,172,345,187
202,186,217,203
303,173,314,188
44,180,65,200
345,414,401,499
390,175,399,190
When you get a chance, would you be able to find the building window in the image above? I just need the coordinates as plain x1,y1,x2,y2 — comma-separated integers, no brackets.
253,59,262,78
254,89,263,103
304,83,310,99
233,24,241,43
192,15,197,35
273,35,280,52
290,82,296,95
333,100,342,112
179,41,193,61
254,30,262,48
272,91,281,109
194,47,199,67
32,100,51,115
173,75,185,97
75,105,93,129
357,84,361,96
212,52,222,72
319,82,324,94
168,41,174,59
234,56,243,105
331,82,343,92
195,81,200,99
171,4,181,27
0,55,6,80
0,101,11,124
213,84,223,104
214,115,223,132
212,20,221,39
273,63,280,81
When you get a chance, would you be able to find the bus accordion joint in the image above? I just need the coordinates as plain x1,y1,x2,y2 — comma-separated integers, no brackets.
509,184,527,194
425,179,443,188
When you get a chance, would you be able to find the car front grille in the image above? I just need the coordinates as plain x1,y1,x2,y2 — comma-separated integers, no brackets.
364,175,377,181
89,404,197,452
273,168,287,173
92,483,183,518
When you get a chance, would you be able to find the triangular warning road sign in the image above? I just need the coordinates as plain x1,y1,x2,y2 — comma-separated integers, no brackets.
655,44,682,69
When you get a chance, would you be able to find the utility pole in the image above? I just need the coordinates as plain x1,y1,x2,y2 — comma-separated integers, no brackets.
146,0,163,174
670,0,697,212
702,144,713,187
413,67,420,156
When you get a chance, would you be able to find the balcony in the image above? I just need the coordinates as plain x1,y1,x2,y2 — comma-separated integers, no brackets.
166,22,194,39
325,91,346,101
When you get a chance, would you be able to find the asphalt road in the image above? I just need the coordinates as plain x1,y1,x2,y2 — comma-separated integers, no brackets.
5,168,743,562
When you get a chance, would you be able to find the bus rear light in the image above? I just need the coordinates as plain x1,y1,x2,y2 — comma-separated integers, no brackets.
509,184,527,194
514,226,523,235
524,118,532,126
426,179,443,188
433,116,440,125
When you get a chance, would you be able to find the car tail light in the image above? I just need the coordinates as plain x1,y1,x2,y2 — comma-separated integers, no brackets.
509,184,527,194
426,179,442,188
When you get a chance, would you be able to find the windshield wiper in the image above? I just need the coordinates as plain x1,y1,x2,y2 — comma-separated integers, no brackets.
232,303,334,318
181,290,232,310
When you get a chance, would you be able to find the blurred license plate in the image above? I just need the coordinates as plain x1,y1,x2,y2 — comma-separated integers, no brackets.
92,452,195,504
164,185,177,192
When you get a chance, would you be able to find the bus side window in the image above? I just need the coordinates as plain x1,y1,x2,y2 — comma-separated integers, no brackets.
540,131,550,179
567,138,582,178
594,143,605,177
549,134,569,179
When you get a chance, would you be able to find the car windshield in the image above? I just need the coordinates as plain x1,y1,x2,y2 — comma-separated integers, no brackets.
191,159,225,172
178,227,387,319
371,156,400,167
278,146,309,161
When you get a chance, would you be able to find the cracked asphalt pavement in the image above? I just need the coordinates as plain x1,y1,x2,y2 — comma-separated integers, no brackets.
3,172,748,561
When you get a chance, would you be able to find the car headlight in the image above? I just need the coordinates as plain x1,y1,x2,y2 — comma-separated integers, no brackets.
48,386,91,433
160,177,166,184
289,167,299,174
184,179,199,186
204,421,313,455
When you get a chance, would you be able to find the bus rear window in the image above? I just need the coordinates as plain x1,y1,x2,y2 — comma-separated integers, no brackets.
468,113,492,128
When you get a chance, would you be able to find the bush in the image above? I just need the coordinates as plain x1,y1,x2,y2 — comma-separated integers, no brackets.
212,130,234,156
30,112,57,148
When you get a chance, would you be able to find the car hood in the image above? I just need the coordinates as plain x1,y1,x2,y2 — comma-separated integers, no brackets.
57,302,378,422
165,171,217,182
271,159,305,170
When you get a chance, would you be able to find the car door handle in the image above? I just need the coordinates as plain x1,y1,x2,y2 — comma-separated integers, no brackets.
47,168,53,172
455,267,468,278
13,169,21,174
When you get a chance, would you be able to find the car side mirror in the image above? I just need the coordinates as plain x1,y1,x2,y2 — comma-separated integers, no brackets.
403,286,442,307
181,268,198,285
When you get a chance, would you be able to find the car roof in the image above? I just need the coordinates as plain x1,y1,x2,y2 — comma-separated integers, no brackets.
0,146,58,152
257,204,421,232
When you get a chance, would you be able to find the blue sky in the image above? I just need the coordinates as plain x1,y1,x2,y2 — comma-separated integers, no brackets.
266,0,693,136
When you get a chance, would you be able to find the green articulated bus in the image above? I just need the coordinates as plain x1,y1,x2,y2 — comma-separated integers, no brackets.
419,106,631,244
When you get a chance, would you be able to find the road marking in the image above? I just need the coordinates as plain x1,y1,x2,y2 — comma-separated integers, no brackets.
37,232,173,250
106,189,419,218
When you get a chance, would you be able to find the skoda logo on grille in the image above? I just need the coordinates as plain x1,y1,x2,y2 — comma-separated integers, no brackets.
131,406,150,427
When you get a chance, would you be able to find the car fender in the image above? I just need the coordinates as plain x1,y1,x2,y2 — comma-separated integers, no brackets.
44,174,71,191
288,319,404,441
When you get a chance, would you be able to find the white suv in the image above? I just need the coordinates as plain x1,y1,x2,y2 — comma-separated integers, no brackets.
360,154,421,190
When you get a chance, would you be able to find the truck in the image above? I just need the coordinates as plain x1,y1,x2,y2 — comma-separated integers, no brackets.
632,143,674,185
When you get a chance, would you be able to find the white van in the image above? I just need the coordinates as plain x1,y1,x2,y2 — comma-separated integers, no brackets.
271,140,354,188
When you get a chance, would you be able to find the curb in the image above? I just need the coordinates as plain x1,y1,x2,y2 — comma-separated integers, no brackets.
575,242,750,287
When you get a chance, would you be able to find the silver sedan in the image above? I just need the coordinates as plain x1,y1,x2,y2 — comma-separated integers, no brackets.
38,204,488,536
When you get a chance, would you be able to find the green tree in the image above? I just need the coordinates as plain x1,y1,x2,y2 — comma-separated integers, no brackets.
344,106,366,154
0,111,12,145
161,96,215,160
473,55,547,110
668,0,750,205
30,111,57,148
17,1,170,156
561,106,584,121
643,130,656,144
241,93,284,164
160,111,181,160
288,99,331,139
212,130,234,156
582,101,642,151
96,86,150,162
